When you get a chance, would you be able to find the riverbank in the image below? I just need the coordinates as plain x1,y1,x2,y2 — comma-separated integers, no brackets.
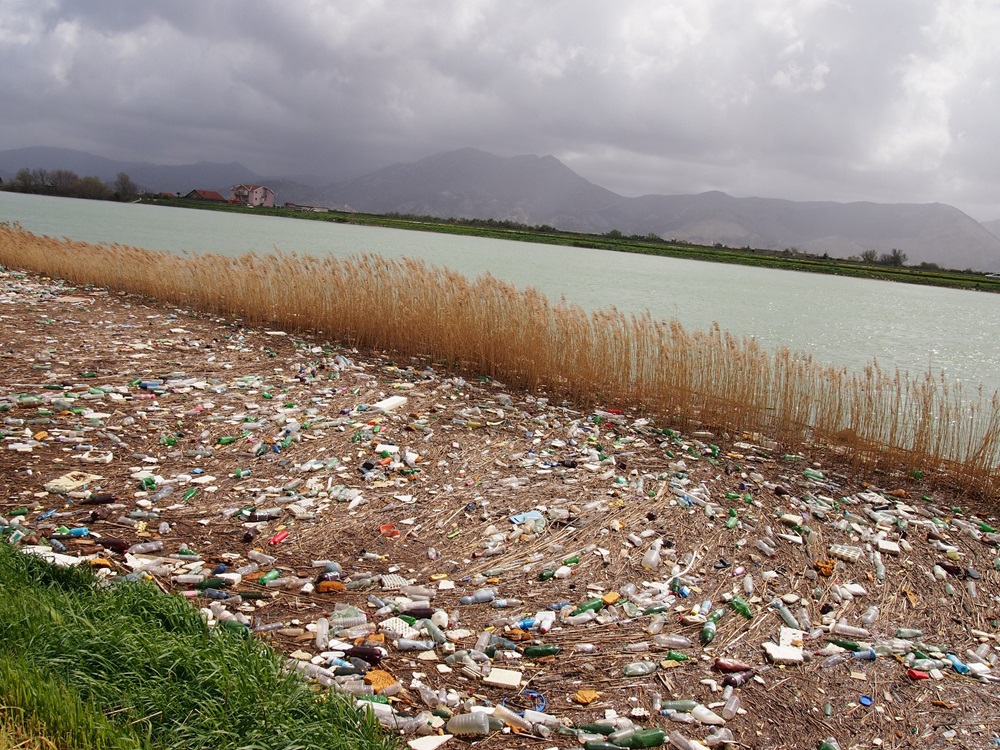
1,266,998,749
152,197,1000,295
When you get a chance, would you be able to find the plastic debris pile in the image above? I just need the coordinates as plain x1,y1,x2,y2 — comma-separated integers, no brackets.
2,267,999,750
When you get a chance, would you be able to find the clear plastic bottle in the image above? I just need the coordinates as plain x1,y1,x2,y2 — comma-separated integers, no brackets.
446,712,491,737
492,704,532,731
860,605,879,627
642,539,663,570
247,550,276,565
690,704,725,725
721,693,740,720
653,634,694,649
622,660,657,676
127,540,163,554
315,617,330,650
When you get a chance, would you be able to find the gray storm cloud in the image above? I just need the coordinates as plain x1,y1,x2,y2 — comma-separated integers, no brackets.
1,0,998,219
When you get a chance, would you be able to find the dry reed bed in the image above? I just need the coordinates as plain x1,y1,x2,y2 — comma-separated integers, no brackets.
2,225,998,495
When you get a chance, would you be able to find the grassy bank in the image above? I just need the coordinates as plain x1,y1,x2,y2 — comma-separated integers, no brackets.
0,543,395,750
1,224,998,496
153,198,1000,294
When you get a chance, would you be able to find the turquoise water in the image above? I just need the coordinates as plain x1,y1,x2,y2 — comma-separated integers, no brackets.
3,191,1000,393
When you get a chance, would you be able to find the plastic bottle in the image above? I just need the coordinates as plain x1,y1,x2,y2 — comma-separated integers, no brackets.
796,606,812,632
570,598,605,617
653,634,694,649
642,539,663,570
701,610,723,645
494,598,523,608
772,601,798,628
446,712,491,737
729,595,752,619
418,619,447,644
820,653,851,669
832,620,870,639
647,614,666,634
722,670,755,687
945,653,970,674
523,644,562,658
622,660,657,676
607,726,640,745
860,606,879,627
459,588,496,605
616,728,666,748
396,638,438,651
691,704,725,726
492,704,532,732
721,693,740,720
315,617,330,650
127,540,163,554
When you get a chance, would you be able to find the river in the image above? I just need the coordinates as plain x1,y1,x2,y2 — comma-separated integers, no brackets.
3,192,999,394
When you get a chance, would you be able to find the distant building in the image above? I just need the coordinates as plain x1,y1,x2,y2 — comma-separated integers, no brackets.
231,184,275,208
283,202,330,213
184,189,228,202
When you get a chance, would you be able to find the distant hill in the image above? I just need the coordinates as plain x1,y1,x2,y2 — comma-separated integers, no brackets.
320,147,628,231
5,145,1000,271
321,148,1000,271
983,219,1000,241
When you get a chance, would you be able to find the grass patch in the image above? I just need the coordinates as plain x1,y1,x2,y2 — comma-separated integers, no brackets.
0,544,397,750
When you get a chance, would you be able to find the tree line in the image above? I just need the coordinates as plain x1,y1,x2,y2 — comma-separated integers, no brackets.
1,167,140,202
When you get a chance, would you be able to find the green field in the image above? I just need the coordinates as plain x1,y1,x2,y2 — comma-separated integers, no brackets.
0,543,395,750
149,197,1000,293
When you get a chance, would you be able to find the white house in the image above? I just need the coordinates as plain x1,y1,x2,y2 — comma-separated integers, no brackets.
231,184,275,207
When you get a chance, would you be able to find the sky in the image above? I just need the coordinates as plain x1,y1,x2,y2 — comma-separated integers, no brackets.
2,1,999,220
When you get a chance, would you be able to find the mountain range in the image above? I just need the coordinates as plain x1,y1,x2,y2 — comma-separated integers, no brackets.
4,145,1000,271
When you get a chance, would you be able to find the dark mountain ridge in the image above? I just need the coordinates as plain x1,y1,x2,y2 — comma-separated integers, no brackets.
4,145,1000,270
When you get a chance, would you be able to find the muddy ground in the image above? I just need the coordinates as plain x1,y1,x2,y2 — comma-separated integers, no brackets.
1,268,998,750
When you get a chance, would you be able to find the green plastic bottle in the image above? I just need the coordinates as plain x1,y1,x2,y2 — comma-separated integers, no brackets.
577,723,616,735
259,570,280,584
195,577,227,590
523,644,562,658
701,619,717,645
570,598,605,617
217,435,237,445
729,595,753,619
616,728,666,748
827,638,861,652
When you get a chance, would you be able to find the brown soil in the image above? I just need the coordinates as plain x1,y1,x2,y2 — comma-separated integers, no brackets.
1,268,998,750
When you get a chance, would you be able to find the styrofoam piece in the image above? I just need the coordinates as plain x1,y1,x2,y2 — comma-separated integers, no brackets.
371,396,408,413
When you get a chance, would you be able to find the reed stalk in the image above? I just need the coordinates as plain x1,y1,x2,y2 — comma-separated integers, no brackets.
1,224,997,495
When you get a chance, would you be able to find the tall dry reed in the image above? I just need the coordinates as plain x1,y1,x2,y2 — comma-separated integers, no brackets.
1,224,997,495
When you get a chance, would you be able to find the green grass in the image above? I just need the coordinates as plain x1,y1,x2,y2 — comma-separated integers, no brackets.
0,544,398,750
148,197,1000,294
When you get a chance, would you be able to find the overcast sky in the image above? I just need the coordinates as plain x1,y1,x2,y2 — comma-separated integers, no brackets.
2,1,999,219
